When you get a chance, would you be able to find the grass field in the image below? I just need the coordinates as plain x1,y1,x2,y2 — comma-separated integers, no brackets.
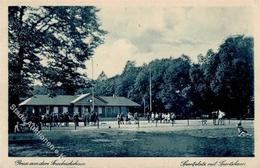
9,120,254,157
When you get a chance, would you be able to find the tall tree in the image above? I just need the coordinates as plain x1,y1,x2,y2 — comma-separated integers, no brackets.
8,6,106,131
209,35,254,118
36,6,106,95
161,56,192,116
115,61,141,98
9,7,45,131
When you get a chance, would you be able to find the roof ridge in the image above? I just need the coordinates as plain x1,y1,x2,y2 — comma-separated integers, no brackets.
19,98,32,106
70,93,90,103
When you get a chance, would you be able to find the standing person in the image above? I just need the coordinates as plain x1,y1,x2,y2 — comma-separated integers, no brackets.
95,111,99,127
59,113,64,127
147,112,151,123
212,111,217,125
170,112,175,126
162,113,165,123
48,114,53,127
117,112,122,126
37,114,42,131
32,113,41,131
216,110,220,125
90,111,97,126
14,121,20,133
83,112,87,126
218,110,225,125
171,112,176,124
166,113,171,123
64,113,69,127
74,114,79,127
126,112,131,124
155,112,159,126
151,112,155,123
53,114,58,127
85,112,90,126
93,111,97,126
159,112,163,123
134,112,139,124
42,115,46,126
120,112,124,125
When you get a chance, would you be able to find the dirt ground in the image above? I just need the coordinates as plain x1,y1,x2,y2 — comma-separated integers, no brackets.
9,119,254,157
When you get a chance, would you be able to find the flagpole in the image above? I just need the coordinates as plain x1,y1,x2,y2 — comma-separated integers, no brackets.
91,57,94,111
149,67,152,112
91,57,98,128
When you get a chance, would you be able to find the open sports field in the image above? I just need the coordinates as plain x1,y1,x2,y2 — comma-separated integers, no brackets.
9,120,254,157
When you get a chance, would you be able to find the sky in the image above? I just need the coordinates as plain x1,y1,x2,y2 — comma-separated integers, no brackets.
84,7,253,79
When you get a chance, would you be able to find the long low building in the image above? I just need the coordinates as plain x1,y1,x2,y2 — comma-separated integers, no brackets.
19,94,141,118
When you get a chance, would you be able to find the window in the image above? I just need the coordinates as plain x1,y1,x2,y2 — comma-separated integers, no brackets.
63,106,68,113
114,107,120,114
53,107,58,114
106,107,112,117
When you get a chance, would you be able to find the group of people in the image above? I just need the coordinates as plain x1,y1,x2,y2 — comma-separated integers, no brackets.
147,112,176,124
14,112,42,133
13,108,252,137
82,111,99,126
212,110,226,125
117,112,139,125
69,111,99,127
14,111,101,133
41,113,70,127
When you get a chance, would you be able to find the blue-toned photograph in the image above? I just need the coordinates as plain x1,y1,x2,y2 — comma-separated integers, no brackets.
8,6,254,157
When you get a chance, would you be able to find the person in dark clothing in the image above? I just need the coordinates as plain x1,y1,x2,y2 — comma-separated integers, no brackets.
134,112,139,124
74,114,79,126
237,122,251,137
95,112,99,126
147,112,151,123
120,113,124,124
117,112,122,125
64,113,69,127
159,113,163,123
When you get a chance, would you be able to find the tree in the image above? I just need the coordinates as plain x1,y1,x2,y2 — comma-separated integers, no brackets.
36,6,106,95
97,71,108,81
115,61,141,98
9,7,45,131
189,35,253,118
209,35,253,118
8,6,106,131
93,35,253,119
95,76,119,96
161,56,192,116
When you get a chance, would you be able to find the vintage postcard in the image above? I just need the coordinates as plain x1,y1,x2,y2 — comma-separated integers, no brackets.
0,0,260,168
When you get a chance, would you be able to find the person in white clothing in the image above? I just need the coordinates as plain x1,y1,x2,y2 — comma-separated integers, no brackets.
151,112,155,123
14,121,20,133
218,110,225,125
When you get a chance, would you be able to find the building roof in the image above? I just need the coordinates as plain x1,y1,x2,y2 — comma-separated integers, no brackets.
70,93,90,103
19,94,140,107
19,95,79,106
100,96,141,107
